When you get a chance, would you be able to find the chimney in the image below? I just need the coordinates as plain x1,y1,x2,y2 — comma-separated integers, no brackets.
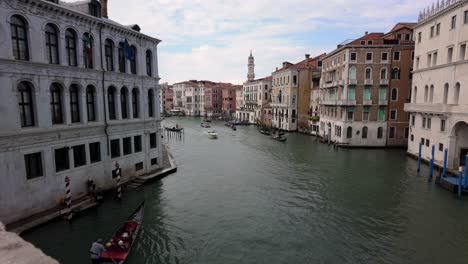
365,31,368,35
101,0,108,18
305,54,310,67
276,67,278,71
282,62,288,68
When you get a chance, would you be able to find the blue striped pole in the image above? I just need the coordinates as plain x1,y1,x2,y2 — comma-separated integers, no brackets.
429,145,435,180
442,149,448,178
417,143,422,173
458,167,463,196
464,155,468,189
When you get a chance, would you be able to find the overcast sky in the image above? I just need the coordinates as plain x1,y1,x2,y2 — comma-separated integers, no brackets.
66,0,430,84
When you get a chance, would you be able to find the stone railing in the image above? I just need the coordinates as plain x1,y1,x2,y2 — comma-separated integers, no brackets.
418,0,465,23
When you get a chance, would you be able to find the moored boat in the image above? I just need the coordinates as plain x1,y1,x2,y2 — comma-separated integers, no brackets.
231,125,237,131
207,131,218,139
165,125,183,132
99,202,144,264
201,122,211,128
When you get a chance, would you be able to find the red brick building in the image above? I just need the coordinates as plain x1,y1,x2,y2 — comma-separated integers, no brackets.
222,85,239,118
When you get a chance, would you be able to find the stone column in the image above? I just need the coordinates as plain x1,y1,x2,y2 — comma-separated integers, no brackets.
63,92,71,125
128,90,134,119
115,93,122,120
77,35,84,68
80,93,88,124
448,135,457,170
59,34,67,67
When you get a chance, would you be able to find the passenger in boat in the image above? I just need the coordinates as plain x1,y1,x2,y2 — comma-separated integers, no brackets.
89,238,105,263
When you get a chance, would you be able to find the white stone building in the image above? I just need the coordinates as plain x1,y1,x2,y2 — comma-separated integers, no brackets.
405,0,468,170
237,77,272,124
171,80,206,116
0,0,163,225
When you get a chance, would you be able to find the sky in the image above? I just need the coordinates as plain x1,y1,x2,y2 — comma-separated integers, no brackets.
67,0,430,84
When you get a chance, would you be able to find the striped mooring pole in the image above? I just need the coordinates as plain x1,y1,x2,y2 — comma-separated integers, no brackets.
64,176,72,221
115,162,122,199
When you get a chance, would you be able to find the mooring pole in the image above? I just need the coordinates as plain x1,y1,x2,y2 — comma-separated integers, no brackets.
115,162,122,200
429,145,435,180
64,176,72,221
417,143,422,173
458,167,463,197
464,155,468,189
442,149,448,178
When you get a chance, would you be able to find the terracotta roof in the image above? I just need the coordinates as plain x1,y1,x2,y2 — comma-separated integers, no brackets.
274,53,326,72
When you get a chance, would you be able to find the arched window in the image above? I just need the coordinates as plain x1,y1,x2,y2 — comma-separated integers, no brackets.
380,68,387,80
362,126,368,139
349,67,356,80
377,127,383,139
130,46,137,74
86,85,96,121
391,88,398,101
293,75,297,85
429,85,434,103
443,83,449,104
11,15,29,60
50,83,63,124
413,86,417,103
105,39,114,71
146,50,152,76
346,127,352,138
118,42,125,73
454,82,460,104
18,81,35,127
424,85,429,102
148,89,154,117
45,24,59,64
121,88,129,119
392,68,400,79
108,87,116,120
365,68,372,80
83,33,93,68
69,84,80,123
132,88,139,118
65,29,77,66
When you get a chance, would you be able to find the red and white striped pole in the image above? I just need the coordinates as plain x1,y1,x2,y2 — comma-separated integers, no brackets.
115,162,122,199
64,176,72,220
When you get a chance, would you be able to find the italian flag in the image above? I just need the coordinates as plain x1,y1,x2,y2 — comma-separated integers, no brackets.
84,33,92,64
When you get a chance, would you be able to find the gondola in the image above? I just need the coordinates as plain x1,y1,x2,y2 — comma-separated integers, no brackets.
231,125,237,131
100,202,145,264
165,126,184,132
272,136,287,142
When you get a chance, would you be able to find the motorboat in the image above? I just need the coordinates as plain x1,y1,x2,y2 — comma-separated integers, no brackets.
201,122,211,128
207,131,218,139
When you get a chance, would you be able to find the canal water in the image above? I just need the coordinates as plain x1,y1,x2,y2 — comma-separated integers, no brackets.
24,117,468,264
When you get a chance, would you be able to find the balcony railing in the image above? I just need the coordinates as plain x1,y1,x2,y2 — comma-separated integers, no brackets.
337,100,356,106
363,99,373,105
364,79,373,85
404,103,459,114
321,100,337,105
378,99,388,105
380,79,389,85
349,79,357,85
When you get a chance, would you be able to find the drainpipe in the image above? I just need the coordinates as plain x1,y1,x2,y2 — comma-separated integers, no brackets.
99,23,110,155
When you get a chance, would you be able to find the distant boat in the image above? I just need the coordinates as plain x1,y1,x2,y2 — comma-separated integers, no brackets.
258,129,271,136
201,123,211,128
204,119,212,123
165,125,183,132
231,125,237,131
272,135,287,142
99,202,144,264
207,131,218,139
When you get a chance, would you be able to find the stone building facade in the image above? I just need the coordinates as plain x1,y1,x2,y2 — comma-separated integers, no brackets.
405,0,468,169
319,23,415,147
0,0,162,224
237,76,272,124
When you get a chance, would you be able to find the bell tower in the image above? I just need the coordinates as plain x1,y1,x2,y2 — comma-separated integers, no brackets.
247,50,255,81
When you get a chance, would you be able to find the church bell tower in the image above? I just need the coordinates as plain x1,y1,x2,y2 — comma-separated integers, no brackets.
247,50,255,81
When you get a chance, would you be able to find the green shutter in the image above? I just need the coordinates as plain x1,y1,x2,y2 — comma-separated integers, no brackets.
364,86,371,100
378,107,385,120
348,86,355,100
348,107,354,113
363,107,369,113
379,87,386,100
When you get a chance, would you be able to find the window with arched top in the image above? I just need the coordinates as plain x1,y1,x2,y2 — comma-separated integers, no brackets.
86,85,96,121
362,126,368,139
130,46,137,74
108,87,116,120
454,82,460,104
45,24,59,64
83,33,93,68
50,83,64,124
18,81,35,127
132,88,139,118
146,50,152,76
118,42,125,73
148,89,154,117
377,127,383,139
121,88,129,119
443,83,449,104
346,127,352,138
380,68,387,80
11,15,29,60
424,85,429,102
105,39,114,71
413,86,418,103
69,84,80,123
429,85,434,103
65,29,77,66
365,68,372,80
349,67,356,80
392,68,400,79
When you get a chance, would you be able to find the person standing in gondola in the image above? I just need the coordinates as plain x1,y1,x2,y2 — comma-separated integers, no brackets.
89,238,105,264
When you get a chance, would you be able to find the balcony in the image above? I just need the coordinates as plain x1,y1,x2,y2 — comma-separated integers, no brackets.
380,79,389,85
378,99,388,105
349,79,357,85
363,100,373,105
321,100,337,105
337,80,345,86
404,103,459,114
364,79,373,85
337,100,356,106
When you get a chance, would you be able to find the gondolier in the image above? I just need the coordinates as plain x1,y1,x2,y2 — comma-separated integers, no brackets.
89,238,105,263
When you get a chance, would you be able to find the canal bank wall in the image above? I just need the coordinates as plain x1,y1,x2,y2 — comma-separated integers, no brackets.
5,144,177,234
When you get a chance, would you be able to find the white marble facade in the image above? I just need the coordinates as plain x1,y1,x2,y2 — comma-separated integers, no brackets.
0,0,162,224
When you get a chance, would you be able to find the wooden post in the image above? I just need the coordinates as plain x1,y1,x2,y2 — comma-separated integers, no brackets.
64,176,72,221
115,162,122,200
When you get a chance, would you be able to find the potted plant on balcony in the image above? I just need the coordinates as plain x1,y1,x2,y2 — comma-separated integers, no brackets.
308,116,320,124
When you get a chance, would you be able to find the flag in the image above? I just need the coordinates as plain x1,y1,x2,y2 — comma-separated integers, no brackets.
83,32,93,65
123,39,134,60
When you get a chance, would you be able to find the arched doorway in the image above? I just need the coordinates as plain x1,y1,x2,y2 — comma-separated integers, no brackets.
449,121,468,169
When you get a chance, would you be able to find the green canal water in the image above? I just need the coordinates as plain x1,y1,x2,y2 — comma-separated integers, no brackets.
24,117,468,263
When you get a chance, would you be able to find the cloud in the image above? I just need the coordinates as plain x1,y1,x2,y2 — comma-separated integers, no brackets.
62,0,428,84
